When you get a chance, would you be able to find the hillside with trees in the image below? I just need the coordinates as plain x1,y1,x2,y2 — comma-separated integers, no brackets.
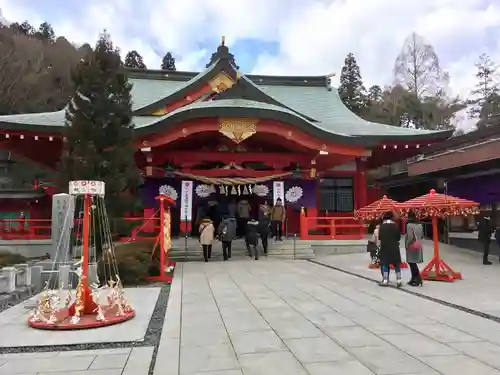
0,18,498,191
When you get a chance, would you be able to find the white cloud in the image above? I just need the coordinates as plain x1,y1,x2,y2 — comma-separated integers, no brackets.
1,0,499,131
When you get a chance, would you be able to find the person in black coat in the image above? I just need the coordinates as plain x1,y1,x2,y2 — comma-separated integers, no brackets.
245,219,260,260
258,203,271,254
378,211,402,287
217,215,237,261
477,215,493,265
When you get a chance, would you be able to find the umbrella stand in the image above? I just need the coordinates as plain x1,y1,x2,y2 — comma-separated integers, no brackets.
420,216,462,282
401,189,478,283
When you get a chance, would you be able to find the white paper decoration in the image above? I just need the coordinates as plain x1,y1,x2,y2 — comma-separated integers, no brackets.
253,184,269,197
195,184,212,198
285,186,303,203
158,184,179,200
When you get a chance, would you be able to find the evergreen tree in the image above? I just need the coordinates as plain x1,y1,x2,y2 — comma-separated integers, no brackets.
161,52,176,71
124,50,147,69
58,31,142,220
338,53,366,116
468,54,500,127
10,21,34,36
36,22,55,42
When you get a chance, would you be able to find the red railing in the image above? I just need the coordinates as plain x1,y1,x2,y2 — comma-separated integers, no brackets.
1,214,365,241
300,212,365,240
0,219,52,240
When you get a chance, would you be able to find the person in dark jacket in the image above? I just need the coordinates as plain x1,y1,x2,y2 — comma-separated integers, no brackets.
218,216,237,261
379,211,402,287
245,219,260,260
478,215,494,265
258,203,271,254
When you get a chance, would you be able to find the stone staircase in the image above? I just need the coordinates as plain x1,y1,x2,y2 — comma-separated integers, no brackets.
169,238,315,261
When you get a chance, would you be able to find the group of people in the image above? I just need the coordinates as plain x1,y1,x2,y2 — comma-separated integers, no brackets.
197,198,287,262
368,211,424,287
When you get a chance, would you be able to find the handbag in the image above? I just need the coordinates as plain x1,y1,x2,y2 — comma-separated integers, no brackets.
408,228,422,251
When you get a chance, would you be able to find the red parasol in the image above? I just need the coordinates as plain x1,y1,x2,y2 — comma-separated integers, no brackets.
356,196,408,270
354,195,403,221
400,189,479,282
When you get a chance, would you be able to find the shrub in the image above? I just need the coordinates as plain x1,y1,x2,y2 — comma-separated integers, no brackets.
98,241,157,286
0,250,27,267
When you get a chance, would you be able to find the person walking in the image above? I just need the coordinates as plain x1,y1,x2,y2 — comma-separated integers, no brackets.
367,223,380,268
258,203,271,254
245,219,260,260
270,198,286,241
218,215,237,261
237,199,251,237
405,212,424,286
379,211,403,287
199,218,215,262
478,215,493,265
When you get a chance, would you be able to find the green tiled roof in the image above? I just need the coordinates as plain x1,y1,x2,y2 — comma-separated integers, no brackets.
0,110,65,127
130,78,184,111
259,85,439,137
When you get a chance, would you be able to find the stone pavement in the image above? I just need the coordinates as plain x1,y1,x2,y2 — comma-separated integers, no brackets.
0,287,160,347
315,239,500,319
0,347,154,374
155,258,500,375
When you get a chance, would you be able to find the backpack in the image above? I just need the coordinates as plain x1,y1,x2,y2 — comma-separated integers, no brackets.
218,222,228,240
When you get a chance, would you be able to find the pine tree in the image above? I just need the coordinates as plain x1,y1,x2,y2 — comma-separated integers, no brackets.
338,53,366,116
161,52,176,71
36,22,55,42
124,50,147,69
58,31,142,219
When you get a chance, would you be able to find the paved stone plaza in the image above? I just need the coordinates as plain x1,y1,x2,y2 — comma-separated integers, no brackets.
0,287,160,347
3,245,500,374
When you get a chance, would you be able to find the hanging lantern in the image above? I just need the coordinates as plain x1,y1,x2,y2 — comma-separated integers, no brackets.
243,185,249,195
310,168,316,178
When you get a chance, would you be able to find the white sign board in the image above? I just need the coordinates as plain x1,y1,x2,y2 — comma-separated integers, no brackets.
180,180,194,221
69,180,105,196
273,181,285,206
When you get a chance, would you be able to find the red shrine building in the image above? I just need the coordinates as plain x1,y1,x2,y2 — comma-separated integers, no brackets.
0,39,452,239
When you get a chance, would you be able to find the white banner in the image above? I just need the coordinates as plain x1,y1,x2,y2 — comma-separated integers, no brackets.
180,180,193,221
273,181,285,206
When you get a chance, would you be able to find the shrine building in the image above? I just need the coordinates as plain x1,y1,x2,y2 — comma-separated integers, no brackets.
0,39,453,239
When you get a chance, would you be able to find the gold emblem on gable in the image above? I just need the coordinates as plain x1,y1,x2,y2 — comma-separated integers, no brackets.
152,108,168,116
219,118,257,144
210,72,235,93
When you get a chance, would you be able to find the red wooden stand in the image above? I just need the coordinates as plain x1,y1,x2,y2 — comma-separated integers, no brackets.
421,217,461,282
148,195,176,284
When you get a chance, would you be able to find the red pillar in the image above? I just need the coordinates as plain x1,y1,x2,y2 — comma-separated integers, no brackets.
355,158,368,210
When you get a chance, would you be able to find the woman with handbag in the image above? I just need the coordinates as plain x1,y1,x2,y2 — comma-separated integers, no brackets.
199,218,215,262
405,212,424,286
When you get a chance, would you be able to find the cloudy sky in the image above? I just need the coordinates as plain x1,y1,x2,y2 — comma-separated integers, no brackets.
1,0,499,130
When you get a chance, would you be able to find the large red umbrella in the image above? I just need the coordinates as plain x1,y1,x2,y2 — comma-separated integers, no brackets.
400,189,479,282
354,195,403,221
355,196,408,269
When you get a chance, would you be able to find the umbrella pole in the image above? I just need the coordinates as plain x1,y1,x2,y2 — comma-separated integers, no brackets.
420,216,462,282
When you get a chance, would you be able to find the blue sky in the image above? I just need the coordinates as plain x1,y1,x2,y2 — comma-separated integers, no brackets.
1,0,500,130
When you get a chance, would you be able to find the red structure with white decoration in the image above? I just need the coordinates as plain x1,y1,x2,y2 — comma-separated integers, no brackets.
0,38,452,240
